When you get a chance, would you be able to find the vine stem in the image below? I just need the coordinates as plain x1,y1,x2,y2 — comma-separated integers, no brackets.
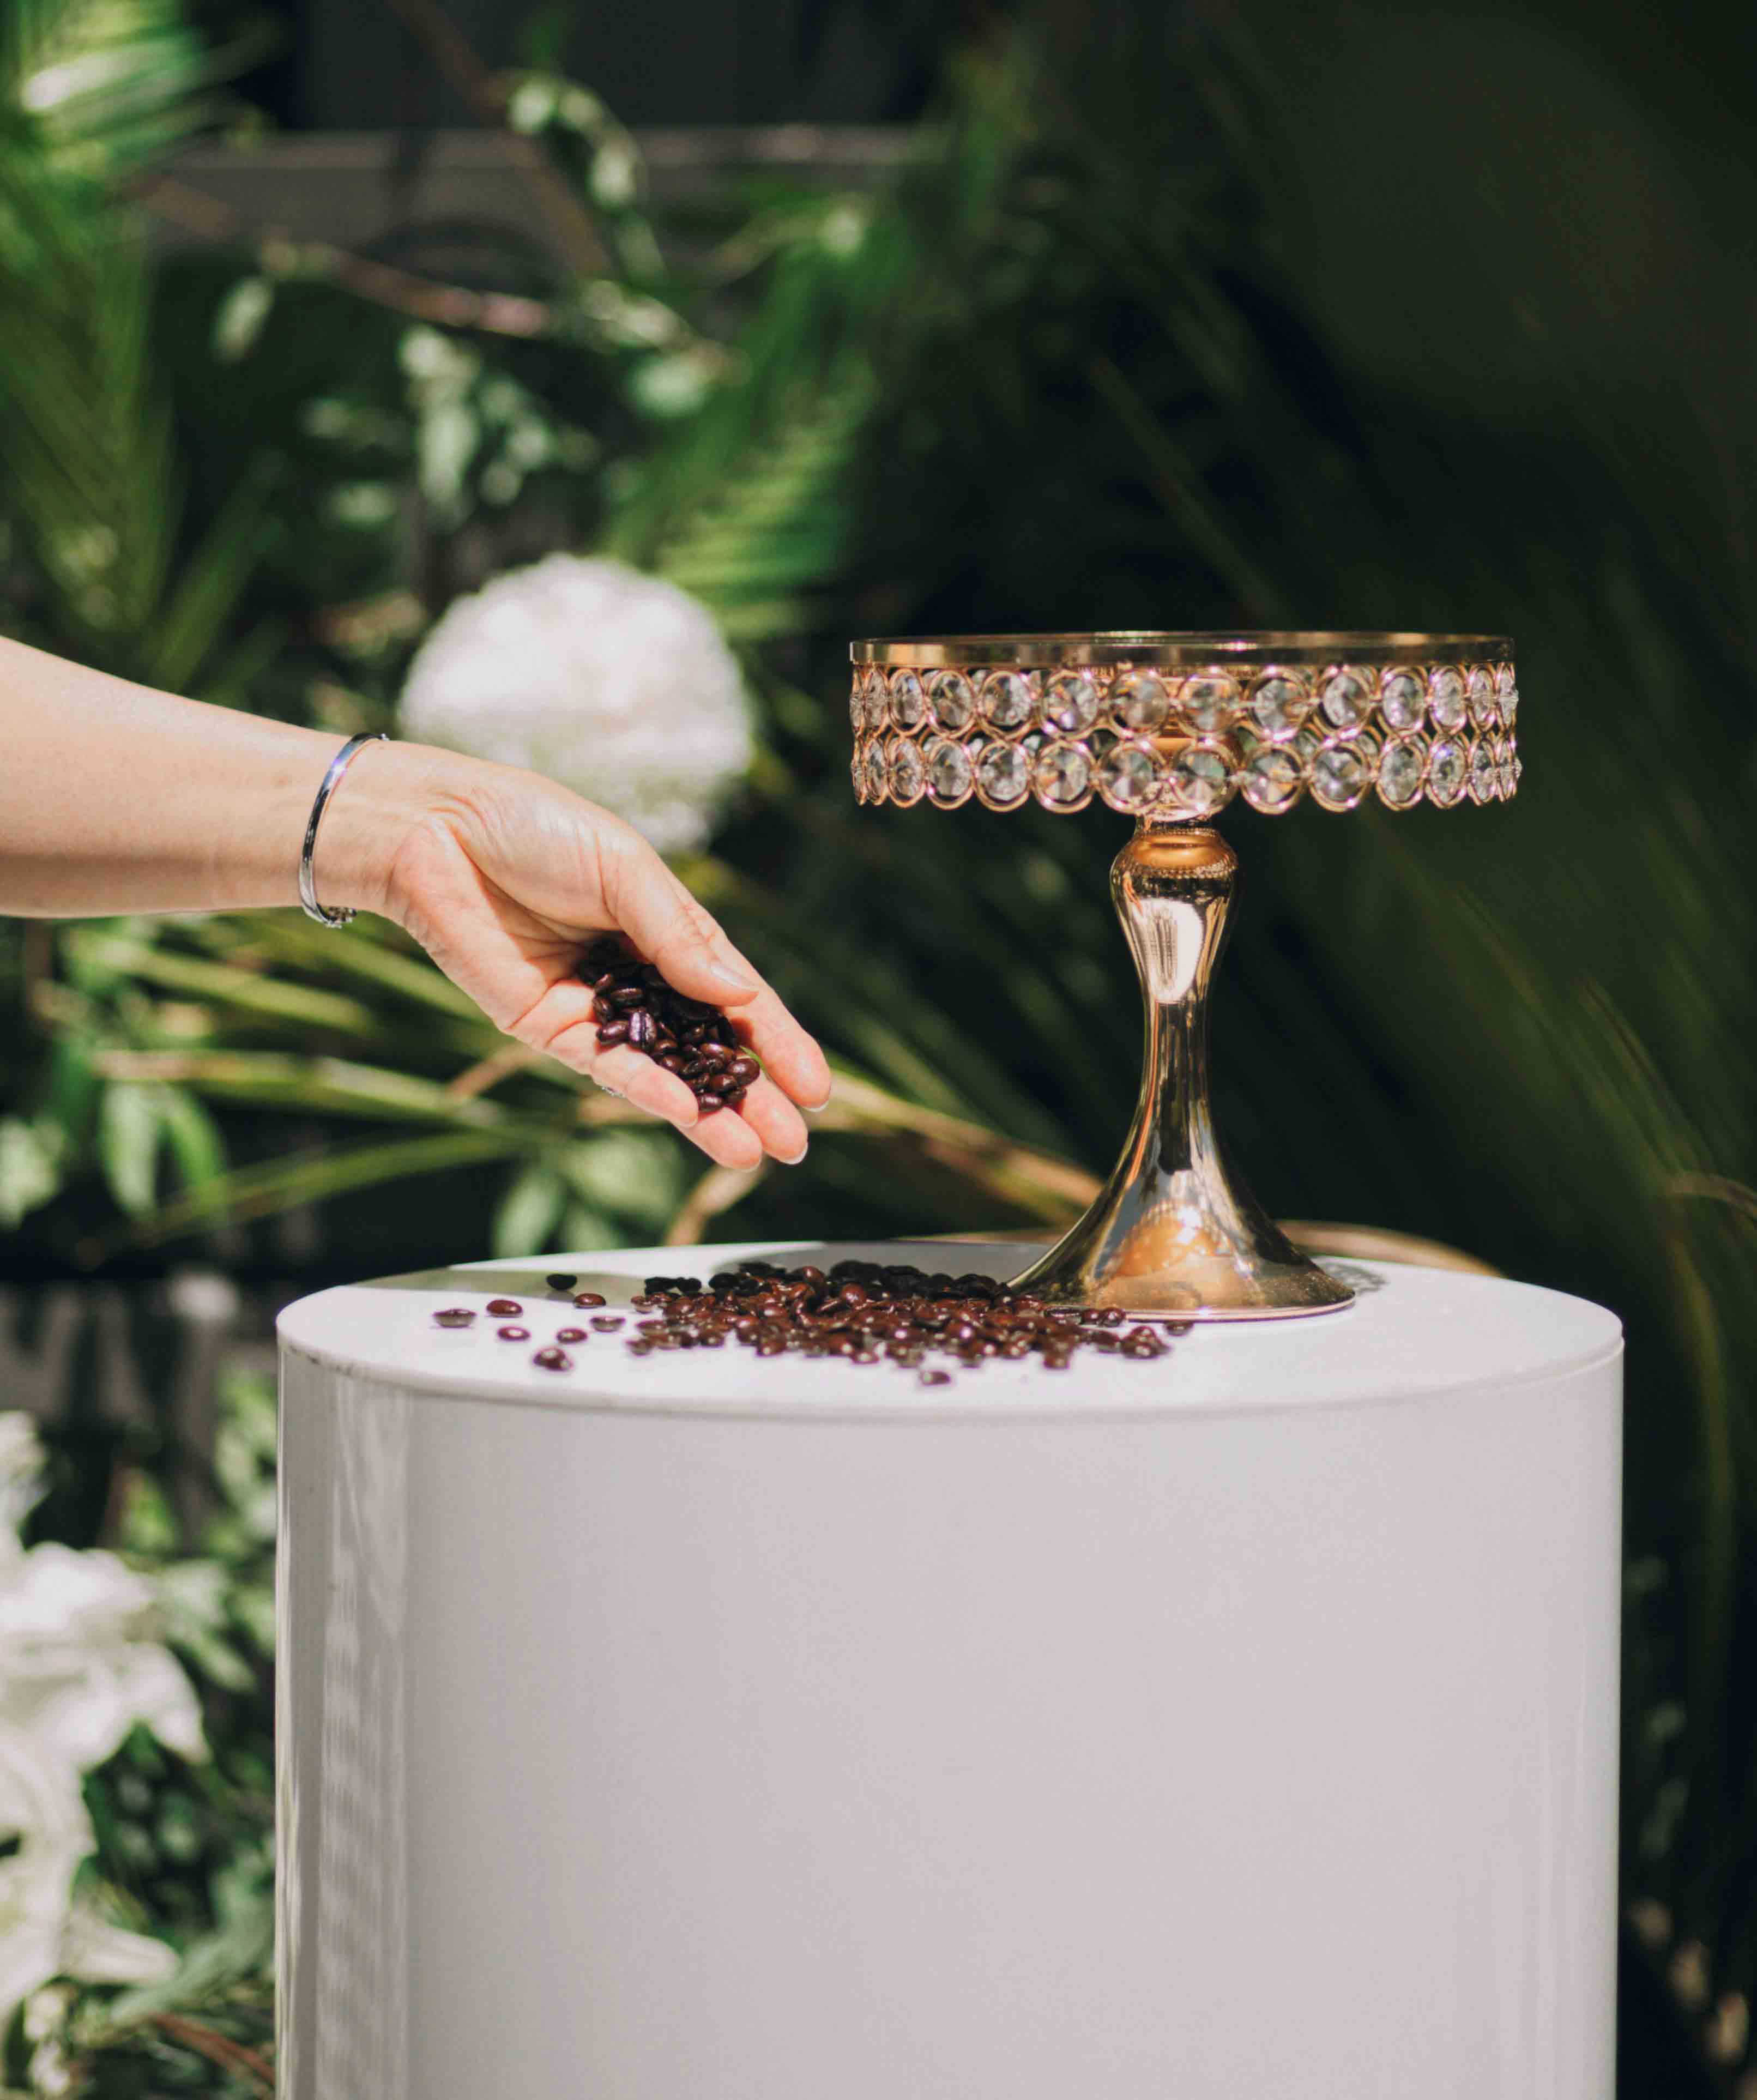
133,173,554,339
374,0,609,276
148,2013,275,2095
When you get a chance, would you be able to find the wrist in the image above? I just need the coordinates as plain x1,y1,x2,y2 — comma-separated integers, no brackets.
307,736,472,925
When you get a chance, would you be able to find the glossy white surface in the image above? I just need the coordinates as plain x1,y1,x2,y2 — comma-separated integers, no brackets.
277,1242,1622,2100
276,1238,1621,1417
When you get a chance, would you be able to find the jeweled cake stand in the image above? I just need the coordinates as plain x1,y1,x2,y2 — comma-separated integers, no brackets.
850,632,1519,1318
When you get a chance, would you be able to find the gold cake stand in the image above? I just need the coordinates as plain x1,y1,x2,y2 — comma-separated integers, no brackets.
849,632,1519,1320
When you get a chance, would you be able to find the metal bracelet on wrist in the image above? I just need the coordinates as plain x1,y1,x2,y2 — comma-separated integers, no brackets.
299,732,388,927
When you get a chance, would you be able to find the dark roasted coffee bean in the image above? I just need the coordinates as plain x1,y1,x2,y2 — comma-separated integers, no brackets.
696,1094,725,1114
533,1347,572,1371
619,1257,1185,1380
591,1315,624,1331
627,1008,655,1049
556,1328,588,1344
572,1290,607,1308
497,1325,530,1341
546,1272,578,1291
486,1299,522,1316
919,1368,953,1387
596,1017,630,1046
433,1307,476,1327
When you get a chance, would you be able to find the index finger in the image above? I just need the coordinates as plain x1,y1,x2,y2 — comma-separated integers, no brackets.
718,982,831,1111
606,859,831,1112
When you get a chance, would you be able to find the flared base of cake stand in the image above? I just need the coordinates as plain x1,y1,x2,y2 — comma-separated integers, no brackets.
1009,1193,1356,1323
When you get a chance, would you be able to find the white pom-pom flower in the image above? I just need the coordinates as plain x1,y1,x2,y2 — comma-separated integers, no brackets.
399,553,753,856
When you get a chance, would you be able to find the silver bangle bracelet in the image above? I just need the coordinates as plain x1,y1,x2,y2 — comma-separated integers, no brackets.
299,732,388,927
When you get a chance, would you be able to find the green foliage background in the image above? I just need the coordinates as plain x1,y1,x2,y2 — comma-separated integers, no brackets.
0,0,1753,2089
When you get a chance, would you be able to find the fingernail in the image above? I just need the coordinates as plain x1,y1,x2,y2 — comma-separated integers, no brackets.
782,1138,809,1165
707,960,759,997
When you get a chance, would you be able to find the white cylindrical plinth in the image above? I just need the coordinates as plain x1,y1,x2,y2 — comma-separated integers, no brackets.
276,1242,1622,2100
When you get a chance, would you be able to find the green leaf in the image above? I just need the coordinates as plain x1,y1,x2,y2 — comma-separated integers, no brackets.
0,1115,62,1226
98,1079,161,1216
557,1130,686,1228
492,1160,567,1257
152,1083,226,1194
144,458,277,692
121,1128,530,1248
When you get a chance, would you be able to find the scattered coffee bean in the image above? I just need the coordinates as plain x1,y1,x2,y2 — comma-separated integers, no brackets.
433,1307,476,1328
591,1315,625,1331
532,1347,572,1371
571,1291,607,1309
486,1299,523,1317
556,1327,588,1344
582,936,761,1117
496,1325,530,1342
546,1273,578,1291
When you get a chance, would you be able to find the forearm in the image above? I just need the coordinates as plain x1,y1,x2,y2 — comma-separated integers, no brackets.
0,637,454,919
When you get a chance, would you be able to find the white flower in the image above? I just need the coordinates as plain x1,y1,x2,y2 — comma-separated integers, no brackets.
398,553,753,855
0,1414,45,1546
0,1415,202,2031
58,1897,178,1987
0,1540,206,1769
0,1723,91,2020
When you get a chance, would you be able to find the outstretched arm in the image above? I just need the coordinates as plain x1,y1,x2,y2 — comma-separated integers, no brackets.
0,636,829,1167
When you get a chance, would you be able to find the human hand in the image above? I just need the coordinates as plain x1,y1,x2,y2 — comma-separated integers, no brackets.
329,744,831,1168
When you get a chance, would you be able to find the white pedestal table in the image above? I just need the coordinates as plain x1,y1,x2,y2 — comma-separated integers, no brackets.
276,1240,1623,2099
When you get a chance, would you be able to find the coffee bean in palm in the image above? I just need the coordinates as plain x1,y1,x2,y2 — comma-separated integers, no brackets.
584,937,761,1118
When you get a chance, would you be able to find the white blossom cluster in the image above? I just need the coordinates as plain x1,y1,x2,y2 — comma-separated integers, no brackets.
399,553,754,856
0,1414,205,2036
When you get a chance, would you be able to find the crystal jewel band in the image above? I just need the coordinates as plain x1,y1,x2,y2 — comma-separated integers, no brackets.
849,653,1519,817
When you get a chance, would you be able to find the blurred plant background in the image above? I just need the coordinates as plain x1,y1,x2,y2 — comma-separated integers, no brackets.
0,0,1752,2088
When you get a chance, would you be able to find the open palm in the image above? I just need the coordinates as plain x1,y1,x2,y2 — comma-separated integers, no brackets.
383,763,829,1169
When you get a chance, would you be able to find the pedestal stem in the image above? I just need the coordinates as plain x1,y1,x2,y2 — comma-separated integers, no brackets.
1011,820,1353,1319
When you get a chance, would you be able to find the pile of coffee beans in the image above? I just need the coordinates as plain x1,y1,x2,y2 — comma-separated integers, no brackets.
435,1259,1187,1385
582,936,760,1116
627,1258,1185,1381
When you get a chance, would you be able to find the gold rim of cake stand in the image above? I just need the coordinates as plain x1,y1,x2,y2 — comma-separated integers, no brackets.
852,631,1513,670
